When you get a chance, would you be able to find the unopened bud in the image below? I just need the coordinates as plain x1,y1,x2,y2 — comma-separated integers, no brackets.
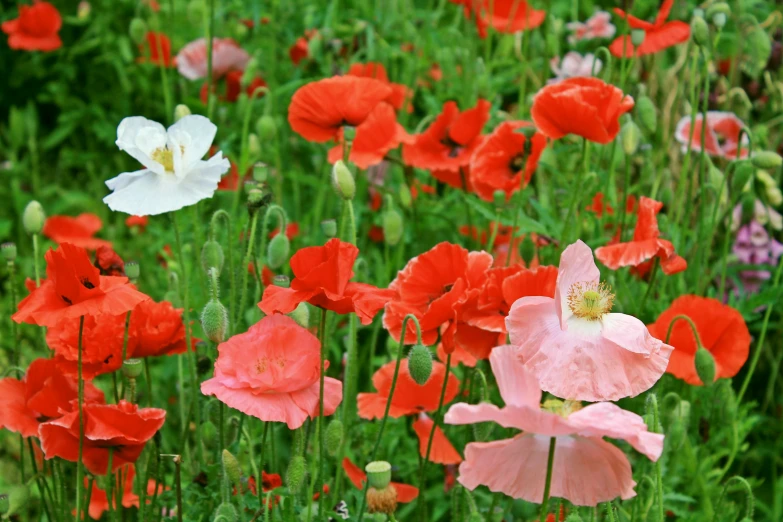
6,485,29,516
129,18,147,45
407,344,433,385
286,455,307,492
200,421,217,447
213,502,238,522
382,208,403,246
635,96,657,133
399,184,412,209
731,161,754,194
23,200,45,235
621,119,641,156
122,358,143,379
256,115,277,140
247,187,272,214
520,235,536,265
321,219,337,238
492,190,506,208
472,402,496,442
201,240,225,274
342,126,356,144
756,170,783,206
2,243,17,263
695,347,716,385
201,299,229,343
289,302,310,328
174,104,191,122
247,133,261,158
325,420,344,456
468,513,485,522
267,233,290,269
222,449,241,487
751,151,782,170
331,160,355,200
631,29,646,47
712,12,727,28
77,1,91,19
691,16,709,47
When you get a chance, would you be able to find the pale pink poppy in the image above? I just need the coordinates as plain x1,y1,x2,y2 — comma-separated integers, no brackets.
566,11,616,44
505,240,672,402
176,38,250,80
674,112,750,160
200,314,342,429
549,52,601,83
445,345,664,506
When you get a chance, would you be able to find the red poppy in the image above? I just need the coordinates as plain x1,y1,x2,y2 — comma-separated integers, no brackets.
347,62,413,112
130,299,192,358
43,213,111,251
1,1,62,52
342,458,419,502
289,29,318,65
84,465,141,520
531,78,634,144
259,239,394,325
595,196,687,277
469,121,547,202
95,246,125,277
138,32,174,67
39,400,166,475
12,243,149,327
403,100,490,175
368,225,385,243
413,414,462,464
609,0,690,58
586,192,613,218
358,359,460,419
0,358,104,438
472,0,546,39
125,215,149,232
327,102,410,169
288,76,393,143
200,69,267,104
674,112,750,160
647,296,751,385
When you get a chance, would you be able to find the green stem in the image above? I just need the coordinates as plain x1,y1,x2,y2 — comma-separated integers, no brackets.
235,211,260,330
75,315,85,522
664,314,704,350
539,437,557,522
32,233,41,286
107,449,115,522
317,306,329,522
205,0,216,119
210,210,236,334
562,139,591,245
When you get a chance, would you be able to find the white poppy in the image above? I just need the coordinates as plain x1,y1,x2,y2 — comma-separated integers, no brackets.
104,115,230,216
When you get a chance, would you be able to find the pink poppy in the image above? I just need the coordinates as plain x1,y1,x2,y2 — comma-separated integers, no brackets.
674,112,750,160
566,11,616,44
200,314,342,429
445,345,664,506
176,38,250,80
505,240,672,402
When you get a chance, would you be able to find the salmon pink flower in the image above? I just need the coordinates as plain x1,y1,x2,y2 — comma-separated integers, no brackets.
138,32,174,67
176,37,250,80
609,0,690,58
43,213,111,251
39,400,166,475
342,458,419,502
105,115,230,216
12,243,149,327
201,315,343,429
259,239,394,325
567,11,616,44
445,345,664,505
647,296,750,386
549,52,602,83
595,197,687,277
674,112,750,160
531,78,634,144
2,1,62,52
469,121,546,202
506,240,672,401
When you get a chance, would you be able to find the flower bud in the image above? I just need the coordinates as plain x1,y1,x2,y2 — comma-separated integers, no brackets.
174,104,191,122
247,133,261,158
365,461,392,489
621,119,641,156
253,162,269,182
492,190,506,208
712,12,727,28
267,233,290,269
407,344,433,385
468,513,485,522
520,235,536,265
367,485,397,515
731,161,754,194
382,208,404,246
201,299,229,343
200,420,218,447
213,502,239,522
691,16,709,47
247,187,272,214
225,416,240,446
289,302,310,328
122,358,143,379
694,347,716,385
256,115,277,140
342,126,357,144
635,96,657,133
706,2,730,17
631,29,646,47
2,242,17,263
6,485,29,516
77,1,91,19
22,200,45,235
321,219,337,238
125,261,140,281
201,240,225,275
222,449,242,487
758,173,783,207
398,184,412,209
325,419,344,456
331,160,355,200
286,455,307,493
752,151,782,170
129,18,147,45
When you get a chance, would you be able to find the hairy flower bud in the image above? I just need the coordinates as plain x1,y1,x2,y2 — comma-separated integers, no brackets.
471,402,496,442
635,96,657,133
6,485,29,516
399,184,412,209
267,233,290,270
129,18,147,45
174,104,191,122
382,208,403,246
621,119,641,156
213,502,238,522
751,151,783,170
321,219,337,238
286,455,307,493
695,348,716,385
332,160,356,200
691,16,709,47
201,240,225,275
325,420,344,456
23,200,45,235
201,299,229,343
2,242,17,263
631,29,646,47
200,421,218,447
407,344,433,385
222,449,241,487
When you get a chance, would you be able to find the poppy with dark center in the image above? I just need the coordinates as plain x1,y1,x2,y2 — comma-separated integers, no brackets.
1,0,62,52
43,213,111,251
609,0,690,58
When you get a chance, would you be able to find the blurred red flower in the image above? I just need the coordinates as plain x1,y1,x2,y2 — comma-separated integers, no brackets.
200,69,267,104
1,1,62,52
609,0,690,58
138,32,174,67
473,0,546,38
289,29,318,65
125,215,149,232
43,214,111,251
95,246,125,277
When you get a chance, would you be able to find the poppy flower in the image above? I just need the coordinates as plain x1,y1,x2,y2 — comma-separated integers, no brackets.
549,52,602,83
609,0,690,58
506,240,672,402
176,37,250,80
0,358,104,438
585,193,613,218
1,1,62,52
647,296,751,385
95,246,125,277
567,11,616,44
403,100,490,174
327,102,410,169
472,0,546,38
13,243,149,327
445,345,664,506
39,400,166,475
358,359,460,419
200,69,267,104
130,299,192,358
201,315,343,429
413,414,463,464
342,458,419,502
595,197,687,277
84,465,140,520
258,238,394,325
288,76,393,143
125,215,149,231
43,214,111,251
531,78,634,144
383,242,492,351
674,112,750,160
105,115,230,216
469,121,547,202
289,29,318,65
347,62,412,112
138,32,174,67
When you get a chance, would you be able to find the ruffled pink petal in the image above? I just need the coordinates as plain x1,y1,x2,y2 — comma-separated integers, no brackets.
201,379,309,429
554,240,600,328
601,313,673,357
289,377,343,420
488,344,541,407
445,402,574,436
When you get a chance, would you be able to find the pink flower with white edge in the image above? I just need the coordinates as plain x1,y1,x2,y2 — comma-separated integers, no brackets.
505,240,672,402
445,345,664,506
549,52,601,83
566,11,616,44
674,112,750,160
176,38,250,80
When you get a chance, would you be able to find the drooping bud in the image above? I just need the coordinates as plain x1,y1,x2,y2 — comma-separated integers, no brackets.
174,104,191,122
122,358,143,379
752,151,783,170
201,240,225,275
201,299,229,343
471,402,496,442
635,96,657,133
331,160,356,200
212,502,238,522
691,16,709,47
267,233,290,269
731,161,754,194
621,118,641,156
22,200,45,235
756,170,783,206
129,18,147,45
222,449,241,487
321,219,337,238
407,344,433,385
325,420,344,456
365,461,392,489
125,261,140,281
289,302,310,328
694,348,716,385
256,115,277,140
631,29,646,47
2,242,17,263
286,455,307,493
382,208,403,246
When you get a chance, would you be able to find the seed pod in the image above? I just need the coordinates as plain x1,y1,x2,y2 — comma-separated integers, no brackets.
201,299,229,343
408,344,433,385
174,104,191,121
286,455,307,493
2,242,17,263
695,348,716,385
256,114,277,140
222,450,242,488
122,358,143,379
253,163,269,183
129,18,147,45
273,275,290,287
382,208,404,246
635,96,657,134
691,16,709,47
751,151,783,170
365,461,392,489
213,502,239,522
22,200,45,235
631,29,646,47
125,261,140,281
325,420,344,456
321,219,337,238
331,160,356,200
267,233,290,269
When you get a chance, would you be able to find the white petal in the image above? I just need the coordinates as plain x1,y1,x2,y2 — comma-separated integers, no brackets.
116,117,167,175
167,115,218,169
105,169,149,191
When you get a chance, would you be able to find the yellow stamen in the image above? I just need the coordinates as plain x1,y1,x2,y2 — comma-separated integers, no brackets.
542,398,583,417
151,147,175,173
567,281,614,320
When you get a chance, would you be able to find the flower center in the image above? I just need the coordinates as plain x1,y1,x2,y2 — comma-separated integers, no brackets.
151,147,175,173
542,398,583,417
566,281,614,320
509,154,526,173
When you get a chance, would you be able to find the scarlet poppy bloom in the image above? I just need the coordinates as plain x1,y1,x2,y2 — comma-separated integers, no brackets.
84,465,140,520
288,76,393,143
609,0,690,58
39,400,166,475
201,315,343,429
125,215,149,231
595,197,687,277
138,32,174,67
200,69,267,104
413,414,463,465
647,296,751,385
327,102,410,169
403,100,490,175
176,37,250,80
347,62,413,112
289,29,318,65
1,1,62,52
445,345,663,505
258,238,394,325
469,121,547,202
674,112,750,160
95,246,125,277
342,458,419,502
43,214,110,251
358,359,460,419
130,299,192,358
13,243,149,327
472,0,546,39
531,78,634,144
0,358,104,438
